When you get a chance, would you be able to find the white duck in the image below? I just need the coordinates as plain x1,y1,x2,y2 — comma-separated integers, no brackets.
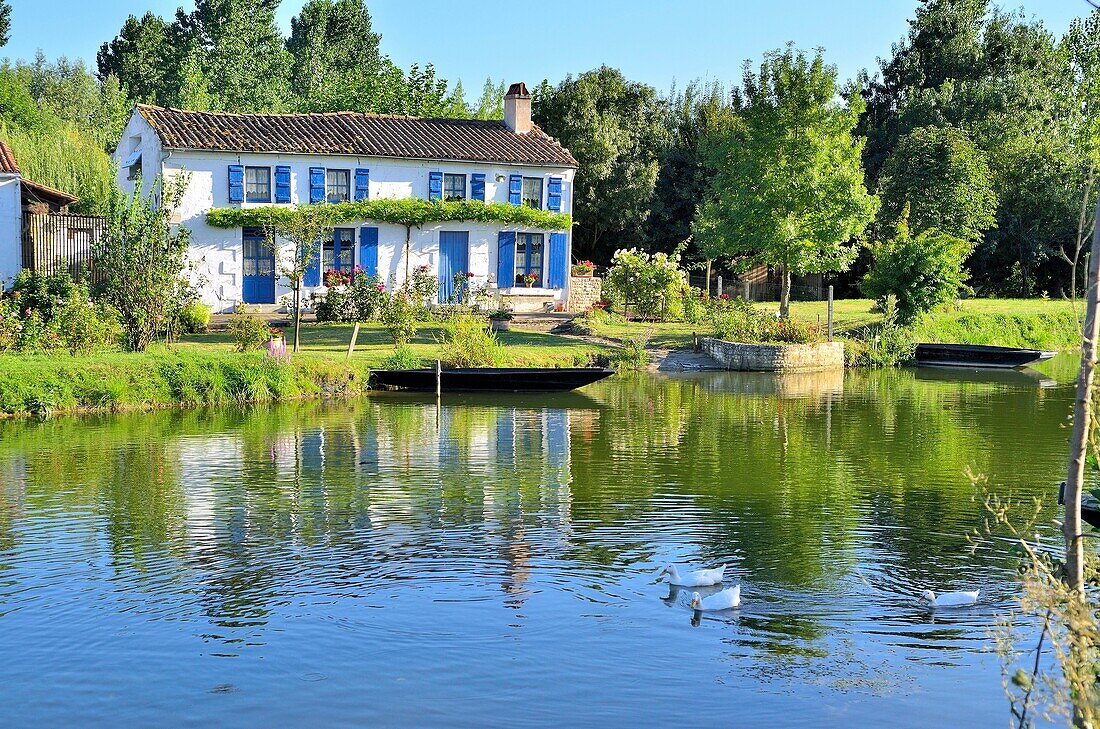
690,585,741,611
657,564,725,587
920,589,979,607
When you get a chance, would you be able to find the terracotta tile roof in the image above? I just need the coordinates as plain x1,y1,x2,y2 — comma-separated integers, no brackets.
136,104,578,168
21,178,79,206
0,139,20,174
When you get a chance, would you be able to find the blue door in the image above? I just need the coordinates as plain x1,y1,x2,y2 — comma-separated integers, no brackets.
438,231,469,303
242,228,276,304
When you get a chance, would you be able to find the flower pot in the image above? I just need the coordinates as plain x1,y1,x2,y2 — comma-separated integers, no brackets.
490,320,511,332
525,282,533,288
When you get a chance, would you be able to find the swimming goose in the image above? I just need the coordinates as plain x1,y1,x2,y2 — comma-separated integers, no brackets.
690,585,741,611
657,564,725,587
920,589,979,607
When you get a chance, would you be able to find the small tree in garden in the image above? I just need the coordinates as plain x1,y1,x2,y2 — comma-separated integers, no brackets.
93,174,192,352
694,45,877,318
861,205,974,324
604,247,685,321
256,204,337,352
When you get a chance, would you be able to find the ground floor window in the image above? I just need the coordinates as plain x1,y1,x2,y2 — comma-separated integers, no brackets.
515,233,543,284
324,228,355,271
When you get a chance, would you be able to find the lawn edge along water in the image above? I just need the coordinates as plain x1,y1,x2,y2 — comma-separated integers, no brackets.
0,350,372,417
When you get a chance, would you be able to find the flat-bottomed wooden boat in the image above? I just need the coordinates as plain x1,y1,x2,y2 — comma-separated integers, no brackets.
914,343,1056,369
370,367,615,393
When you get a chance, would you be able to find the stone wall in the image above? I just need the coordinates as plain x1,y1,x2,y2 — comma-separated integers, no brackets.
702,338,845,372
567,276,602,312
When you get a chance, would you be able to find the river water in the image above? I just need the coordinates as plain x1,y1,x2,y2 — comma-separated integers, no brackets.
0,361,1081,727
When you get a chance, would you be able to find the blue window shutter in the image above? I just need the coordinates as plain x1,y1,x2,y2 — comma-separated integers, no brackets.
508,174,522,206
354,168,370,201
428,171,443,201
497,231,516,287
309,166,325,204
548,232,568,288
547,177,563,212
228,164,244,203
304,245,322,287
471,173,485,202
274,165,291,203
359,226,378,277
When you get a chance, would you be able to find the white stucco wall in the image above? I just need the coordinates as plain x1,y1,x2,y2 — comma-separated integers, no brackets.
0,175,23,288
113,112,576,313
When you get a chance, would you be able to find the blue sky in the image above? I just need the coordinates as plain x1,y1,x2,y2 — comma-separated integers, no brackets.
4,0,1092,94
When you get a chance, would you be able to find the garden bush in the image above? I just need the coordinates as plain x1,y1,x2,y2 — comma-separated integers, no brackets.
861,206,974,324
381,345,423,370
710,297,818,344
379,292,420,345
439,314,505,367
228,306,271,351
10,268,79,323
178,301,212,333
316,268,389,323
52,288,122,355
603,247,687,321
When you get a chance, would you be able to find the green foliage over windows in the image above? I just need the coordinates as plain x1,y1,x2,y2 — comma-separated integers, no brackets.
206,198,571,231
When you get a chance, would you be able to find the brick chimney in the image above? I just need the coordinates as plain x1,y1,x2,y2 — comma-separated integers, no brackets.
503,82,532,134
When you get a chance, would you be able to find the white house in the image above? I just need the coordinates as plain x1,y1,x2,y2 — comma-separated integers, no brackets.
114,83,579,313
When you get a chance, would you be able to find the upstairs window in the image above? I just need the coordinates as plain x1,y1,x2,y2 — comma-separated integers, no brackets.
245,166,271,203
522,177,543,209
326,169,350,203
444,173,466,201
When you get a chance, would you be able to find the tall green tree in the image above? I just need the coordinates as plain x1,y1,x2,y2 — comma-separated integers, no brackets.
649,80,730,261
695,47,877,318
286,0,381,111
877,125,996,242
533,66,666,262
97,13,175,105
473,78,506,120
0,1,11,48
174,0,291,112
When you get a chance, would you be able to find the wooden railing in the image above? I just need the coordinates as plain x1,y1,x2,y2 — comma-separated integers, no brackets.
21,212,107,282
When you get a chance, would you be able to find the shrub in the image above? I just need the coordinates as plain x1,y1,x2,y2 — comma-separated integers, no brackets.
862,206,974,324
52,289,121,355
228,306,271,351
710,297,817,344
612,330,650,371
178,301,212,333
439,314,505,367
93,173,193,351
408,264,438,311
846,295,916,367
348,271,387,320
604,247,686,321
379,292,419,345
381,345,424,370
10,268,79,323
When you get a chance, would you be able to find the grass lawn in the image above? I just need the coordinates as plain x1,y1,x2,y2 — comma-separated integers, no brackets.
579,298,1083,352
178,321,613,368
0,322,614,416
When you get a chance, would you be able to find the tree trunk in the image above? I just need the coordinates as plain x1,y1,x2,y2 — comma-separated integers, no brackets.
293,284,302,353
1065,196,1100,595
779,267,791,319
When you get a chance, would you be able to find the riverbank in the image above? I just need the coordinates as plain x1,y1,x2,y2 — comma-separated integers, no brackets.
575,298,1083,354
0,323,614,416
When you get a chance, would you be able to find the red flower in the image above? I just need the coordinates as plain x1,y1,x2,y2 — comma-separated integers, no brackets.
719,293,730,300
466,271,475,278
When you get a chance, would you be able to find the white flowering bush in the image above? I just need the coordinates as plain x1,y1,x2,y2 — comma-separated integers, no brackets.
603,248,687,321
